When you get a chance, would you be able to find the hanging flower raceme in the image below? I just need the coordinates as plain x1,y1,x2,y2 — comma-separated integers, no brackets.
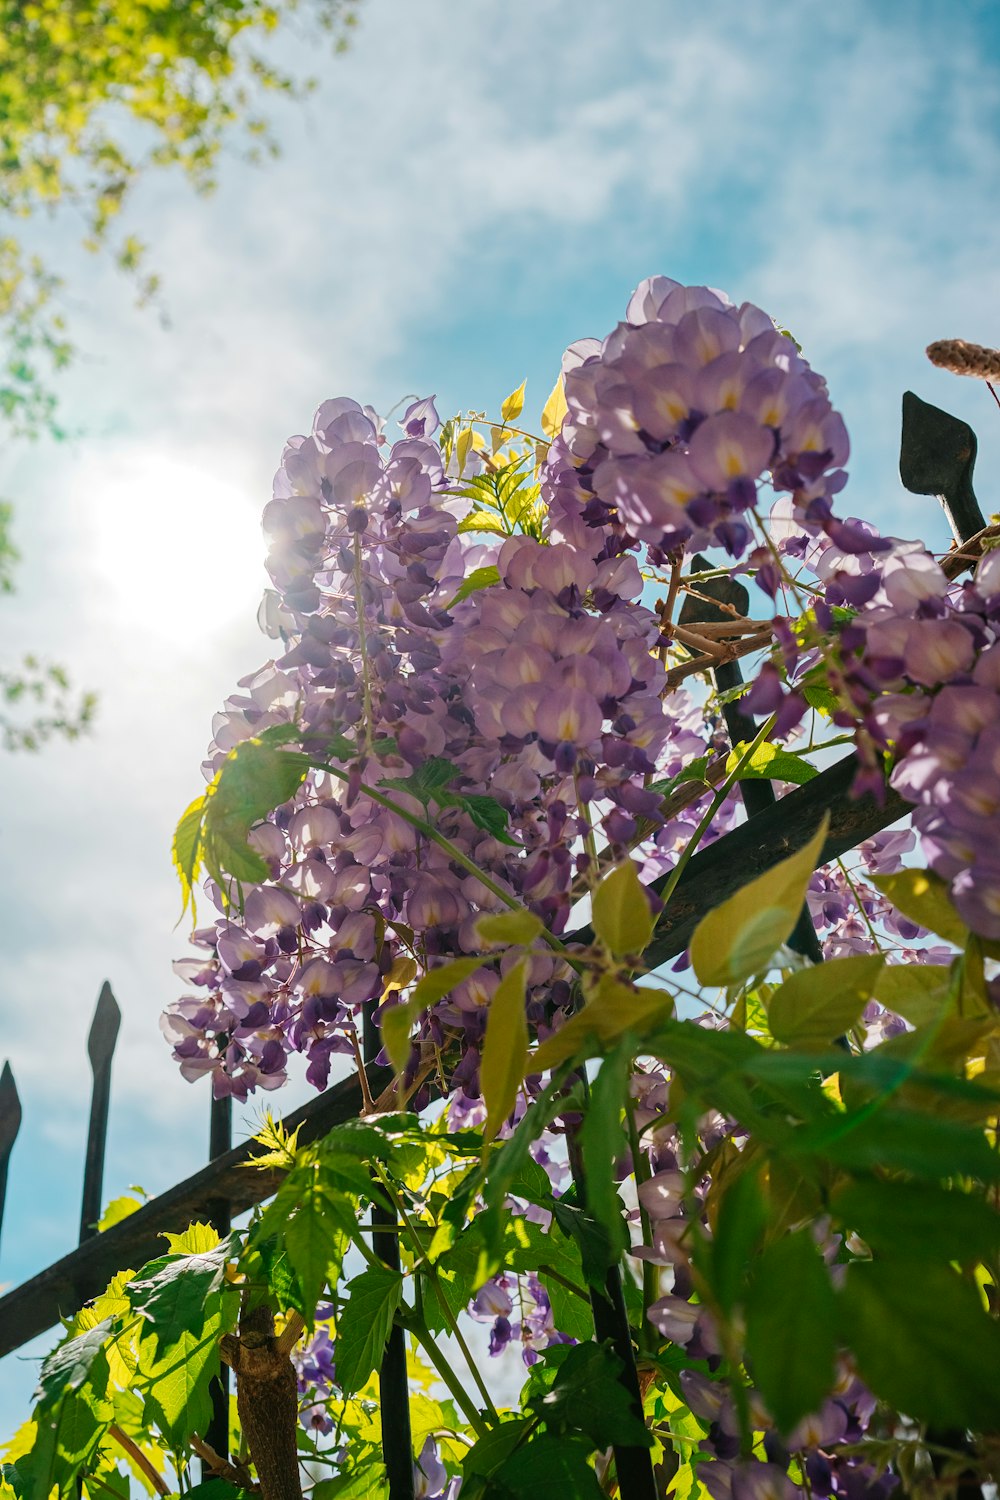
541,275,854,561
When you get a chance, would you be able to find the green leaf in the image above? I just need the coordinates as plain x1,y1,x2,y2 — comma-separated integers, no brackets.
804,1105,1000,1182
872,963,954,1027
744,1229,837,1434
551,1199,622,1291
34,1320,113,1412
830,1179,1000,1264
726,740,818,786
380,756,460,807
493,1435,604,1498
529,977,673,1073
501,379,527,424
411,956,488,1010
481,960,528,1143
457,793,520,845
578,1042,631,1259
709,1167,767,1316
444,564,502,608
768,955,884,1046
690,816,829,987
476,909,544,946
591,860,655,957
839,1258,1000,1430
281,1177,347,1324
137,1299,226,1447
334,1263,404,1394
528,1342,652,1449
463,1418,533,1480
870,869,966,949
128,1240,232,1354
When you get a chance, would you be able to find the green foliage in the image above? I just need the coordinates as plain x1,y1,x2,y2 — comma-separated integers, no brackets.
744,1229,837,1434
334,1265,404,1393
591,861,655,957
0,654,96,752
0,0,360,436
689,816,829,985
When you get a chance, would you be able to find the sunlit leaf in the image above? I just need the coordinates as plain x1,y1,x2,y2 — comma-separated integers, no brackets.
481,960,528,1143
870,869,966,949
501,379,527,424
768,955,884,1046
541,376,568,439
690,816,829,987
591,860,655,957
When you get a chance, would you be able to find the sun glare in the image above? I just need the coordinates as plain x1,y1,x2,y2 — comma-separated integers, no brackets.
80,448,268,648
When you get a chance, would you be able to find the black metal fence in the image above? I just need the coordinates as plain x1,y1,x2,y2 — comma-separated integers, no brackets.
0,393,987,1496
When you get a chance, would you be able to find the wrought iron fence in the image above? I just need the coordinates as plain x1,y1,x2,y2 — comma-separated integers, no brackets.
0,392,987,1498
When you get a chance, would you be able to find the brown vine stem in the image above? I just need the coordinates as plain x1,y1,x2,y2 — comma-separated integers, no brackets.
939,521,1000,580
109,1424,170,1496
190,1434,258,1491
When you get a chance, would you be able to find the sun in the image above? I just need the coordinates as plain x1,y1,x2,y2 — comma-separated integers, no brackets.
79,446,268,648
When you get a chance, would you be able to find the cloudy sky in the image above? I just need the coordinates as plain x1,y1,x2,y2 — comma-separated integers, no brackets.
1,0,999,1425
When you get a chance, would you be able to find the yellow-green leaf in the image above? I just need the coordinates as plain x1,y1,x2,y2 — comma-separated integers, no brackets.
96,1194,144,1233
768,955,884,1046
172,792,206,922
873,963,955,1028
160,1222,221,1255
411,956,487,1009
870,869,966,949
541,375,568,438
591,860,655,957
475,910,544,947
481,960,528,1143
382,1001,416,1076
529,977,674,1073
690,815,830,987
500,379,526,424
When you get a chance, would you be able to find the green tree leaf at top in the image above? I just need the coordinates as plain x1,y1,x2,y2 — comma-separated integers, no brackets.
869,869,967,949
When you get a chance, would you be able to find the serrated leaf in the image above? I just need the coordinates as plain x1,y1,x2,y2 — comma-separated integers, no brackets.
839,1258,1000,1430
495,1435,604,1498
870,869,966,949
137,1299,226,1446
334,1264,403,1394
482,960,528,1143
591,860,655,957
380,756,460,808
34,1320,113,1411
475,909,544,946
443,564,502,608
172,793,205,922
745,1229,837,1434
529,977,673,1073
457,510,507,536
96,1194,144,1233
528,1342,651,1449
128,1240,232,1354
690,816,829,987
768,955,884,1046
456,792,520,845
726,740,818,786
160,1222,221,1255
541,376,568,440
501,379,527,424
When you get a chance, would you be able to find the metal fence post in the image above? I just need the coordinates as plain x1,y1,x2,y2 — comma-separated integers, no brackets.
79,984,121,1243
0,1063,22,1263
204,1092,233,1466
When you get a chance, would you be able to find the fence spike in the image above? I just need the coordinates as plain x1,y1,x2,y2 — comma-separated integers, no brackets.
900,391,985,545
79,982,121,1244
0,1062,23,1260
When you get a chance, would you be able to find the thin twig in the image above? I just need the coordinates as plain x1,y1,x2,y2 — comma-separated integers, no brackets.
109,1425,170,1497
274,1309,306,1359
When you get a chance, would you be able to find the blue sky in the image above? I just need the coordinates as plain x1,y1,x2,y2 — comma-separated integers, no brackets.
1,0,999,1430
